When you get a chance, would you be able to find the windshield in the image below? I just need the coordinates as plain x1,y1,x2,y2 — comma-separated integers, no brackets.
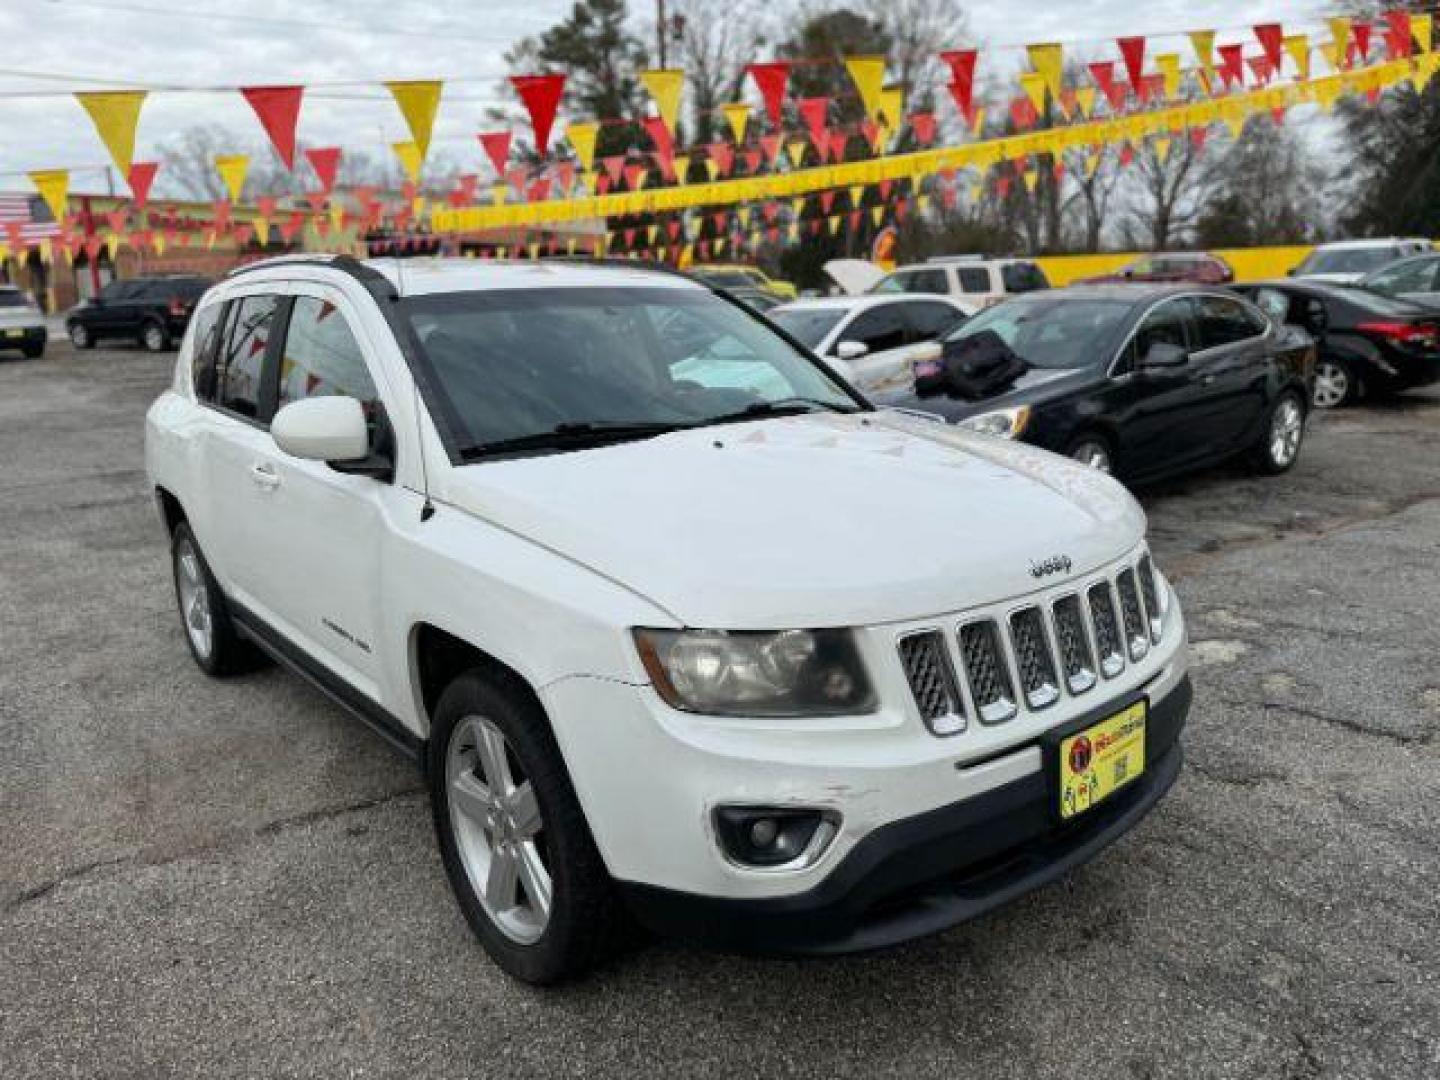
0,290,28,308
769,307,846,349
1298,247,1399,275
404,287,860,456
942,296,1132,369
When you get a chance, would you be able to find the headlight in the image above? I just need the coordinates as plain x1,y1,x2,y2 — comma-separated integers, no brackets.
633,628,876,716
957,405,1031,439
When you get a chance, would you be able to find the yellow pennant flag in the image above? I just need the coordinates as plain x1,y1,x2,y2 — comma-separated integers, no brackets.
1154,136,1173,164
1022,170,1039,194
646,224,659,245
845,56,887,119
1284,35,1310,81
385,80,443,158
329,203,345,234
714,237,727,256
28,170,69,223
1155,54,1181,100
75,91,147,175
565,121,600,172
254,217,271,246
674,153,691,183
848,184,865,206
214,155,248,202
1019,72,1047,116
786,222,799,243
1189,29,1216,71
721,102,750,144
969,106,986,138
152,233,166,257
1075,86,1096,119
828,214,842,236
869,206,885,228
704,157,719,180
640,69,684,131
392,141,423,184
105,233,120,261
737,206,752,229
1414,14,1433,54
876,86,904,130
1026,43,1065,102
1085,150,1102,176
786,140,808,169
1328,17,1351,66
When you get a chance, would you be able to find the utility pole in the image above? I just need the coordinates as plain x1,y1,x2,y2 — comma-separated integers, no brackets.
656,0,667,68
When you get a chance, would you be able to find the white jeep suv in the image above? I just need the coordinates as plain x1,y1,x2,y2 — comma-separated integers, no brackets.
145,256,1191,983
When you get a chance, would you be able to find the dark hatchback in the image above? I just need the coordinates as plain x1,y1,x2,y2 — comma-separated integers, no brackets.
66,275,212,353
877,286,1314,485
1234,280,1440,409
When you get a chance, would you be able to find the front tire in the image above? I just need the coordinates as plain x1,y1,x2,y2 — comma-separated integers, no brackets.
140,320,169,353
171,522,257,676
428,670,628,984
1067,432,1114,474
68,323,94,349
1252,390,1306,475
1312,357,1354,409
22,344,42,359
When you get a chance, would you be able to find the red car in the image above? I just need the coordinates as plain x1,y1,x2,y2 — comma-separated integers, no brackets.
1078,252,1235,286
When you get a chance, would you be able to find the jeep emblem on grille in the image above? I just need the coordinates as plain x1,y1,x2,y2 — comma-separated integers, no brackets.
1029,555,1073,579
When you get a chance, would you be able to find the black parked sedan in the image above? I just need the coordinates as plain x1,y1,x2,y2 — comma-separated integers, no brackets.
877,286,1314,484
66,274,211,353
1234,280,1440,408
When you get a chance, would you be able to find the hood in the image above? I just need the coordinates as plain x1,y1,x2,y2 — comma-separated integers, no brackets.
438,411,1144,628
877,365,1095,422
823,258,885,296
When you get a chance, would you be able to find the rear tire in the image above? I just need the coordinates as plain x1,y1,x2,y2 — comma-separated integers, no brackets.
140,320,169,353
170,522,261,677
1067,432,1114,474
1252,390,1306,475
22,345,42,359
1312,357,1354,409
428,670,630,984
68,323,94,349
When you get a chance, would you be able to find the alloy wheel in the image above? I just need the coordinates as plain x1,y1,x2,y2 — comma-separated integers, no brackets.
1270,397,1304,468
69,324,89,348
174,536,213,660
1072,440,1112,473
447,714,552,945
143,325,166,352
1312,360,1349,409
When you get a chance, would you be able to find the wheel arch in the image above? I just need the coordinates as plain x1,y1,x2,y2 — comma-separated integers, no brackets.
410,622,550,740
154,485,186,536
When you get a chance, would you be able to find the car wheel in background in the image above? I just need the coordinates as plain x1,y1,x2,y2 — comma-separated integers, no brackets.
428,670,631,985
1068,434,1114,474
68,323,94,349
22,345,43,359
1312,357,1354,409
1253,391,1306,475
141,320,169,353
171,522,260,677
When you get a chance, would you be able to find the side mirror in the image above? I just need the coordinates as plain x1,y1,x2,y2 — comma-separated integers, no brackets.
272,396,369,463
834,339,869,361
1139,342,1188,370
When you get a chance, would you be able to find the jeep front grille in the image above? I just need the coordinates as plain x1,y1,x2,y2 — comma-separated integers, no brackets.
958,620,1017,724
897,631,964,736
1009,607,1059,710
898,553,1170,736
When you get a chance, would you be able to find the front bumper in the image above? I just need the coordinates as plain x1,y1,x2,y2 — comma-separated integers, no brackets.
0,325,45,351
620,675,1190,954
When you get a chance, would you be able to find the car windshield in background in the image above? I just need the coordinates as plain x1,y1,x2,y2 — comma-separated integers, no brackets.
404,287,859,457
0,290,28,308
697,271,754,288
943,296,1131,369
1337,286,1438,317
1298,248,1399,275
769,308,846,348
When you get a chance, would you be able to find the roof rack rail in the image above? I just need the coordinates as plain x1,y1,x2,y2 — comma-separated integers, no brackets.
538,254,702,281
224,252,360,278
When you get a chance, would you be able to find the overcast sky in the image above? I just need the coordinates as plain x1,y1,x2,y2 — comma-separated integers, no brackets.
0,0,1326,194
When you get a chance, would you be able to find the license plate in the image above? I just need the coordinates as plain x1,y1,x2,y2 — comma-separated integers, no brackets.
3,329,23,339
1058,701,1146,820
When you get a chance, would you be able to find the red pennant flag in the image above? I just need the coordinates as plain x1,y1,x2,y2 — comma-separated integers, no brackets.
666,219,681,242
526,178,551,203
509,74,566,154
127,161,158,207
622,163,646,190
847,210,862,234
1254,24,1285,70
895,198,909,224
859,118,882,151
1271,106,1287,126
554,162,575,192
746,62,791,126
84,236,103,262
600,155,625,186
304,190,327,213
759,133,782,166
105,208,128,233
212,200,232,230
478,131,512,175
1010,97,1038,130
1089,62,1124,111
742,148,762,174
940,185,957,210
256,195,278,218
305,147,342,194
232,224,254,247
808,218,821,236
240,86,304,169
878,177,893,201
706,142,734,177
1119,143,1135,167
797,97,829,148
623,228,636,248
456,174,479,202
1385,11,1413,58
909,112,937,146
1118,37,1147,95
280,212,305,243
594,173,611,195
1142,73,1165,102
1353,22,1373,61
828,130,849,163
996,176,1012,199
819,190,836,214
1217,44,1245,88
762,201,780,224
711,211,727,232
1248,56,1273,86
939,50,978,115
642,116,674,166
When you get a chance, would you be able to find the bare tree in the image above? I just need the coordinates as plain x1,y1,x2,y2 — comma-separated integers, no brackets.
669,0,771,144
1063,146,1124,252
1122,134,1214,249
865,0,970,112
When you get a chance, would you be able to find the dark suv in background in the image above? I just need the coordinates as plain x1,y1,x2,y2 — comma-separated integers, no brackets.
67,275,212,353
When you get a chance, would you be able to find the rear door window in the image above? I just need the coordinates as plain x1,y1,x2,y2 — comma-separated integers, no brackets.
956,266,991,293
1193,295,1267,349
904,301,966,341
897,268,949,294
1002,262,1049,293
215,294,278,421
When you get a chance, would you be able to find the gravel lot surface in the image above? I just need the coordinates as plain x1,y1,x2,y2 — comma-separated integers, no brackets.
2,342,1437,1079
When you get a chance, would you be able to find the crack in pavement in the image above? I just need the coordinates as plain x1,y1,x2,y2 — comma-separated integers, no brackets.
1,785,426,916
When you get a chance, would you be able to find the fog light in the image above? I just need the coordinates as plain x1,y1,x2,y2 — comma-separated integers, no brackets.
714,806,837,868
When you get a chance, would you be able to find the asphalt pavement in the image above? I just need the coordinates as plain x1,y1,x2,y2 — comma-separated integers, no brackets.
1,341,1437,1079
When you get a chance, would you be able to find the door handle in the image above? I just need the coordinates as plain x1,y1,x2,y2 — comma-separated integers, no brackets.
249,463,281,490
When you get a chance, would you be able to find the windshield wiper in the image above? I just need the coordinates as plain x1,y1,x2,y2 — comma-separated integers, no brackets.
461,421,689,459
695,397,861,428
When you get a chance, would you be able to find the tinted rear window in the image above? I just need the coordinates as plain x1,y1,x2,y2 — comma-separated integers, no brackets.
1341,287,1438,317
0,290,27,308
1298,248,1400,275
